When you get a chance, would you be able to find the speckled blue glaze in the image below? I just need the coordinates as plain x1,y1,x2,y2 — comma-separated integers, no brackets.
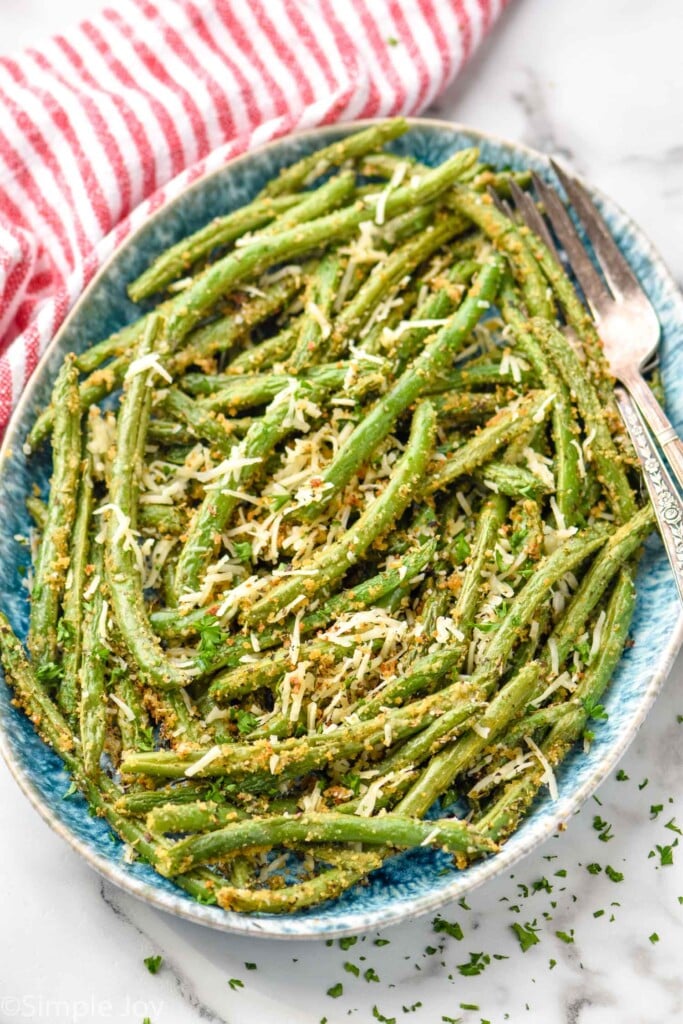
1,120,682,940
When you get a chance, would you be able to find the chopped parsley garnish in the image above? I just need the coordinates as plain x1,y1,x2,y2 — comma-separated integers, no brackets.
228,978,244,991
582,697,608,720
36,660,63,684
586,863,602,875
654,842,677,866
327,983,343,998
343,962,359,977
453,533,471,563
372,1007,396,1024
364,967,380,983
605,865,624,882
233,540,253,563
649,932,660,944
144,955,163,974
616,769,629,781
245,962,257,970
511,920,541,952
339,935,357,950
592,815,613,842
456,952,490,976
433,917,464,940
555,929,574,944
341,772,361,796
234,708,258,735
197,616,223,660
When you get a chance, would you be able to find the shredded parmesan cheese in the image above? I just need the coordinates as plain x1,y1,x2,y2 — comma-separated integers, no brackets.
110,693,135,721
525,735,559,801
185,745,222,778
125,352,172,385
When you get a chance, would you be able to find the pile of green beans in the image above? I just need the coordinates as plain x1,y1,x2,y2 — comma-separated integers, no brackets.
0,120,653,915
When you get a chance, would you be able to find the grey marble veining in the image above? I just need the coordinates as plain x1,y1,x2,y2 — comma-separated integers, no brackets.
0,0,682,1022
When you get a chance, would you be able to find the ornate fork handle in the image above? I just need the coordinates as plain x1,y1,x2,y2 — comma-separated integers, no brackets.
616,387,683,603
619,367,683,498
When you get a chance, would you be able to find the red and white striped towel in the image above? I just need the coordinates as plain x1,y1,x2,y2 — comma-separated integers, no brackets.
0,0,506,435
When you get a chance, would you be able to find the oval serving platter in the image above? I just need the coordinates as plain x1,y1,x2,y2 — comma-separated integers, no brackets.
0,118,682,940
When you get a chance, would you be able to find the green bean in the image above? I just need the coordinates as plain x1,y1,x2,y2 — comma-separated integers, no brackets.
528,316,636,522
27,152,480,452
26,495,48,530
375,701,482,776
147,419,195,446
448,187,555,319
214,856,385,913
152,539,434,662
161,389,244,454
128,194,300,301
159,149,480,345
360,286,421,356
173,377,333,597
477,569,635,842
426,389,554,495
474,523,610,690
191,359,385,412
476,459,551,499
550,504,653,664
111,666,154,752
0,611,75,756
326,215,468,360
287,250,343,371
57,449,94,722
483,703,575,762
363,524,608,824
116,783,214,816
169,275,303,374
402,662,542,793
208,636,348,703
28,356,82,671
259,119,409,197
500,290,581,523
243,399,437,626
138,504,187,537
147,800,246,834
121,677,478,781
520,226,614,403
292,255,503,522
227,325,297,374
159,810,496,877
104,316,189,690
79,543,108,779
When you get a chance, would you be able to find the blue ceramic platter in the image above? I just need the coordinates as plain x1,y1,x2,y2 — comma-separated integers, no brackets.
1,119,682,939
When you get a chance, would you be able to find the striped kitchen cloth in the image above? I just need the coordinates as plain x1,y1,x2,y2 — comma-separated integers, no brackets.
0,0,506,434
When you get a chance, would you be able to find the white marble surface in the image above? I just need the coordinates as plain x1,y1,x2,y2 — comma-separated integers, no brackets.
1,1,683,1022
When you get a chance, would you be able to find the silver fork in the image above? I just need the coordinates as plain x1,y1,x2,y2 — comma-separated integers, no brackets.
497,172,683,604
529,162,683,487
